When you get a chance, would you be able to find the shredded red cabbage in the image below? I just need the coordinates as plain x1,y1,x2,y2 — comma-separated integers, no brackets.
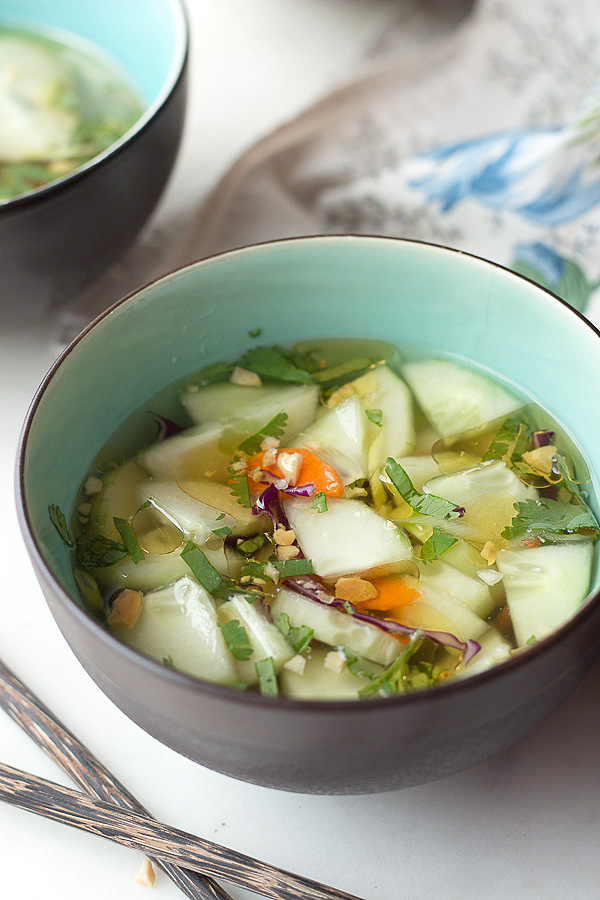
284,575,480,664
532,430,554,448
149,412,186,441
453,505,466,517
252,483,291,530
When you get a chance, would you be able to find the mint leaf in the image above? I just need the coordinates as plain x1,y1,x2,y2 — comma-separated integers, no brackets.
359,630,426,698
255,657,278,696
113,516,145,564
220,619,253,661
48,504,75,548
76,534,128,568
420,528,458,563
181,541,231,595
385,457,462,519
275,612,314,654
312,491,328,513
365,408,383,427
238,412,288,456
274,558,314,577
236,533,269,557
242,347,312,383
502,498,599,541
212,526,232,538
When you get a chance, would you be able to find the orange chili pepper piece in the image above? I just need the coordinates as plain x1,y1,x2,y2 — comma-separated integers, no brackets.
246,447,344,497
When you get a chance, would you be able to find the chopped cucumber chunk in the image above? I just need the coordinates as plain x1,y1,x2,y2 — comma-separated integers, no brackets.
181,381,319,434
417,558,495,618
403,359,521,439
461,627,512,676
280,647,376,700
271,588,403,665
284,496,413,579
300,395,370,483
401,585,488,642
423,460,538,505
362,366,415,463
218,594,295,683
89,459,147,541
496,541,593,646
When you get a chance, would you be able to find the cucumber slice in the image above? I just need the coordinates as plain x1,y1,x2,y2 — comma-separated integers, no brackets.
403,359,521,439
423,460,537,505
284,496,413,579
401,585,488,642
394,455,441,492
218,594,295,683
496,541,593,646
300,395,371,482
92,544,228,595
181,382,319,435
139,421,231,481
362,366,416,463
280,647,375,700
271,588,403,665
460,627,512,676
417,558,495,618
109,576,238,684
89,459,146,541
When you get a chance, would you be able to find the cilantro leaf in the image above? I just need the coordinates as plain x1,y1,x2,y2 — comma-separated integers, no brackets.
248,328,262,338
48,504,75,548
365,408,383,427
220,619,253,661
212,526,232,538
311,491,328,513
385,458,462,519
255,657,278,696
228,463,251,508
113,516,145,564
359,630,426,698
242,347,312,383
162,655,176,669
483,412,532,463
195,361,234,384
420,528,458,563
502,498,599,541
181,541,232,595
275,611,314,654
237,412,288,456
274,558,314,577
76,534,128,568
236,533,269,556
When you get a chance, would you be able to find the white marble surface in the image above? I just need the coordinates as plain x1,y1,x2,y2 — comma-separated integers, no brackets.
2,2,600,899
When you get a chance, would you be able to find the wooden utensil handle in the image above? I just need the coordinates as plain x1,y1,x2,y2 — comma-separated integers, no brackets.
0,761,364,900
0,659,231,900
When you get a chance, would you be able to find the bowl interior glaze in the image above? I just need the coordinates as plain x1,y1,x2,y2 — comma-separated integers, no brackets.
18,237,600,792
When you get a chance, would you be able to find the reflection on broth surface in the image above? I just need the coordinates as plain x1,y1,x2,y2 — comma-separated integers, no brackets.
49,339,599,700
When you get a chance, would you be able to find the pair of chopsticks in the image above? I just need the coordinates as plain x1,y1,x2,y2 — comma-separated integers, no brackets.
0,658,364,900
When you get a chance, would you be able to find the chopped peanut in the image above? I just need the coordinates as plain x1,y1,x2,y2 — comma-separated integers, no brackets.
84,476,103,496
134,859,156,888
273,527,296,546
263,561,280,584
522,444,558,476
230,458,247,473
324,649,347,673
481,540,498,566
108,589,143,629
334,576,378,604
262,448,278,467
284,654,307,676
78,502,91,516
261,436,280,451
229,366,262,387
276,451,303,486
277,545,300,561
325,382,355,408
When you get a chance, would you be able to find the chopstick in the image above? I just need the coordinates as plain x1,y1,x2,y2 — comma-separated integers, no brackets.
0,762,364,900
0,658,232,900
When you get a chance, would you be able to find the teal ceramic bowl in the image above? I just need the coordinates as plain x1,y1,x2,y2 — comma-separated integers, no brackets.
1,0,188,322
17,237,600,793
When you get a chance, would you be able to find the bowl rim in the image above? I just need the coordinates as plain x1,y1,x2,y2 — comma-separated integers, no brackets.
0,0,189,210
15,234,600,714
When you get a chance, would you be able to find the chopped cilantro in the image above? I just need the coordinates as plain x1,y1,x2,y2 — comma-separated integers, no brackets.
274,558,314,577
228,462,251,508
113,517,145,564
365,408,383,427
502,498,599,541
420,528,458,563
248,328,262,338
76,535,128,568
385,458,462,520
237,412,288,456
341,647,365,678
48,504,75,548
255,657,278,696
196,361,234,384
483,412,531,463
181,541,231,595
237,533,269,556
343,600,355,615
275,611,314,654
220,619,253,661
242,346,312,383
241,560,270,580
312,491,328,513
135,499,152,513
212,526,232,538
162,655,175,669
310,357,376,384
231,682,249,691
216,513,225,521
526,635,537,646
359,630,426,698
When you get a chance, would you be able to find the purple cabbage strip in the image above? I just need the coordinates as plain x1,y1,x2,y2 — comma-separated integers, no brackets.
252,483,290,530
285,575,480,664
149,412,186,441
281,482,315,498
453,505,466,517
532,430,554,448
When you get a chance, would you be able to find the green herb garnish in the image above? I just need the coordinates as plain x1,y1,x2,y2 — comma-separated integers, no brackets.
238,412,288,456
48,504,75,547
359,630,426,698
162,655,176,669
237,533,269,556
255,657,278,696
228,461,251,508
275,612,314,654
242,346,312,383
310,358,376,384
113,516,145,564
181,541,231,595
212,526,232,538
365,408,383,427
196,361,234,384
483,412,532,463
241,557,314,581
385,458,462,519
312,491,328,513
420,528,458,563
220,619,253,661
502,498,599,541
76,535,128,568
248,328,262,338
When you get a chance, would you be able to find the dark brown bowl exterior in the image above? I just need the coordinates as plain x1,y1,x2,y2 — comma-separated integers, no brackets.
0,55,187,326
22,525,600,795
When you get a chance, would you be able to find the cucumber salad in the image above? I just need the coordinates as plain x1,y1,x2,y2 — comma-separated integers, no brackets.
50,339,599,700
